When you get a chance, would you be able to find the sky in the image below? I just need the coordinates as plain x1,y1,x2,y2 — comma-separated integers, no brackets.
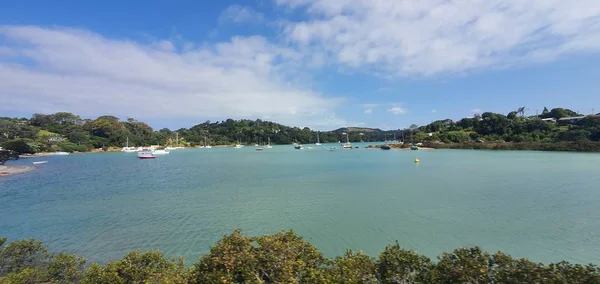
1,0,599,130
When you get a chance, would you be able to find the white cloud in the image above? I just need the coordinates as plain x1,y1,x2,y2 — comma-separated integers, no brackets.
471,108,483,114
361,103,378,114
0,26,342,126
277,0,600,76
388,107,407,115
219,5,264,24
432,109,437,113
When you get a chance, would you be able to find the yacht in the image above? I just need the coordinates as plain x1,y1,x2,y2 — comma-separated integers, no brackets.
138,151,156,159
122,137,138,152
52,151,70,156
265,137,273,149
341,132,352,149
201,137,212,148
315,132,322,146
152,149,170,155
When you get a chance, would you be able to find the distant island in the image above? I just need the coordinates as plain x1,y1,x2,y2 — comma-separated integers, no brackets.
1,106,599,157
1,230,599,283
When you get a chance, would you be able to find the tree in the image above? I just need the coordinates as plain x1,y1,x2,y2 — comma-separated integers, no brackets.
325,250,378,283
82,250,186,284
0,150,19,165
517,106,526,117
189,230,326,283
0,238,51,274
47,253,86,283
377,242,432,283
542,107,550,116
543,108,580,119
507,111,518,120
432,247,490,283
2,140,34,154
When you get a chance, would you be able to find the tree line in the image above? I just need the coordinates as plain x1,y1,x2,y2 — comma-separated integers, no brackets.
1,230,599,283
2,107,599,154
410,107,600,146
0,113,401,154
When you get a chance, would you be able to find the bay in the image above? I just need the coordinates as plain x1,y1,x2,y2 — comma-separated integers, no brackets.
1,145,600,265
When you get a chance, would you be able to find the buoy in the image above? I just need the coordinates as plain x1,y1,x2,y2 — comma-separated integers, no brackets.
414,158,420,163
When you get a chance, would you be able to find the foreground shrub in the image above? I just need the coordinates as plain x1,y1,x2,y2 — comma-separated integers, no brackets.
2,231,600,283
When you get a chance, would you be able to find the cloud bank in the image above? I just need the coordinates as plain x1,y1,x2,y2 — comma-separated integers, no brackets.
277,0,600,76
0,26,345,127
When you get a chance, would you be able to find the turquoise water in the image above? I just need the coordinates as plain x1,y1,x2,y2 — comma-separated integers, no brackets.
1,145,600,265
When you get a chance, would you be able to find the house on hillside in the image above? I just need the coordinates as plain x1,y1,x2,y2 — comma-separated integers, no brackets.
442,119,453,126
557,116,586,125
541,118,557,123
47,136,64,143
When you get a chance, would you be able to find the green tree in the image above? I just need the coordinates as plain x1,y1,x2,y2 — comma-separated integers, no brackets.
47,252,86,283
82,250,187,284
325,250,378,283
432,247,490,283
0,238,51,274
189,230,326,283
543,108,580,119
542,107,550,116
377,242,432,283
1,140,34,154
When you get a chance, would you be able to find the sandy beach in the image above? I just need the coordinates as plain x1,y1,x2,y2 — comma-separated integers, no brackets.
0,165,35,177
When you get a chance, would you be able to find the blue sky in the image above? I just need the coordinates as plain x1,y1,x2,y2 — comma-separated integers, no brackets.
1,0,599,130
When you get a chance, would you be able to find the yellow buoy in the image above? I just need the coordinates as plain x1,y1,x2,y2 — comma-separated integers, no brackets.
414,158,420,163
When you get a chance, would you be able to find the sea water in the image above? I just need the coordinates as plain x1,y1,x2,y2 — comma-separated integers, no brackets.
1,145,600,264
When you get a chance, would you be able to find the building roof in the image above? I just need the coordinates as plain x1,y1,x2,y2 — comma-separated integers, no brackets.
558,116,586,121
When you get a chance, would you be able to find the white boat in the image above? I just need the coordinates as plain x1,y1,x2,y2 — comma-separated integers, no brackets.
201,137,212,148
122,137,139,152
32,161,48,165
165,146,177,151
138,151,156,159
341,132,352,148
254,144,259,147
265,137,273,149
174,146,185,149
315,131,322,146
52,151,69,156
152,149,170,155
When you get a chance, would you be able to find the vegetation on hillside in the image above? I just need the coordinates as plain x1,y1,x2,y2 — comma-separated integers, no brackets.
409,107,600,150
1,107,599,154
2,231,599,283
0,113,397,154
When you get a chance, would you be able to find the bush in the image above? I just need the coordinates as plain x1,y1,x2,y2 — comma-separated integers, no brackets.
2,231,600,283
58,141,88,153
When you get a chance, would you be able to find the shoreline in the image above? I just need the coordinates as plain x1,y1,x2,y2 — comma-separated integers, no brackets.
0,165,35,177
